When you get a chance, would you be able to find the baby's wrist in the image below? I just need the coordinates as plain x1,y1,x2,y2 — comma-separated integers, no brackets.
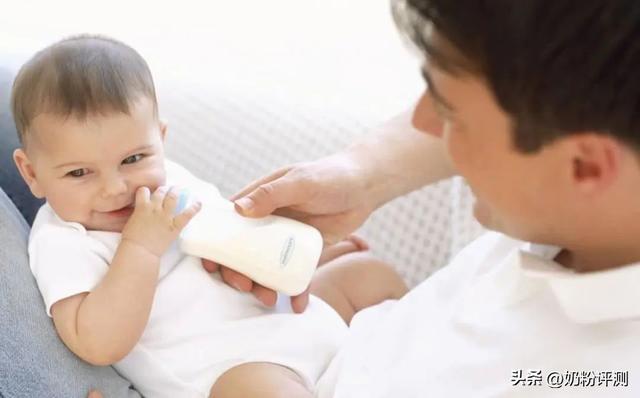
120,237,164,261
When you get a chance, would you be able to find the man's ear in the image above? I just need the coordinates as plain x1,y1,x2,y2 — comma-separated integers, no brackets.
13,148,45,199
567,133,621,195
159,119,168,142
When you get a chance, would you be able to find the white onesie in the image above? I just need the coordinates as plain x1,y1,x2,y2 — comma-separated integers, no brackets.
28,160,348,397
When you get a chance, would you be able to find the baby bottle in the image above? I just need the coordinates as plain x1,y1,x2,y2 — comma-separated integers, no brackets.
176,189,323,295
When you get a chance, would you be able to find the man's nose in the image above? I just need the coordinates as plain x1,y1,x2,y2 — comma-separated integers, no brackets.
412,92,444,138
101,173,128,198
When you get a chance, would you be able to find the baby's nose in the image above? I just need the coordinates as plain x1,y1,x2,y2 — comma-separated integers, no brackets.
101,174,128,198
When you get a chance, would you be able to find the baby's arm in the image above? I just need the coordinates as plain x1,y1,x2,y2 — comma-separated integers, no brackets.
50,186,200,366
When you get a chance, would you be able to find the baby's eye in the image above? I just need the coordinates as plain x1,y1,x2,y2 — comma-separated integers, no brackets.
122,154,144,165
67,168,88,178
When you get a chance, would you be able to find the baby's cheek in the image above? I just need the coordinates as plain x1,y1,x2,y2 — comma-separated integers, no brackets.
138,166,167,193
49,194,87,223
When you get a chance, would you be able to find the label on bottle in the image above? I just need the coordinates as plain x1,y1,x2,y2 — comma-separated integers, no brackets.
279,236,296,268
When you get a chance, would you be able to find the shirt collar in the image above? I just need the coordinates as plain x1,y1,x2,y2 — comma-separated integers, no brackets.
518,243,640,324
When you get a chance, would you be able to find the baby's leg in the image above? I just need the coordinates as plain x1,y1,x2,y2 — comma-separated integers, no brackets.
310,251,408,324
210,362,311,398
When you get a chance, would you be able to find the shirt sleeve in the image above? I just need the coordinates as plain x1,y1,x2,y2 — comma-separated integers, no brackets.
29,224,110,317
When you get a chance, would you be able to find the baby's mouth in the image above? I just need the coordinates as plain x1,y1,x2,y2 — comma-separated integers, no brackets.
106,204,134,217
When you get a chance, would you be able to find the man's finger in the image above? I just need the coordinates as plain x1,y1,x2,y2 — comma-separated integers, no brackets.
229,167,291,202
220,266,253,292
251,283,278,307
291,289,310,313
233,176,308,218
201,258,220,273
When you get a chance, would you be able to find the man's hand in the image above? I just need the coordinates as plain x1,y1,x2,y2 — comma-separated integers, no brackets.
205,154,376,312
231,154,377,245
88,390,102,398
201,235,369,313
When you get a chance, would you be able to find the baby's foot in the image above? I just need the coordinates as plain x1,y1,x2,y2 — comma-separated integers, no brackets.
318,235,369,266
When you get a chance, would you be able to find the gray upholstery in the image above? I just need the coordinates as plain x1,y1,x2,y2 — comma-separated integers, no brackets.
0,67,43,225
0,188,139,398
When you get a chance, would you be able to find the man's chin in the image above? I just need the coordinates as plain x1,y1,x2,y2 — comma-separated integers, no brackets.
472,200,500,232
473,200,488,224
473,201,540,242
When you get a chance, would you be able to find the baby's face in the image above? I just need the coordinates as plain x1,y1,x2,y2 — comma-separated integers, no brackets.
20,98,167,232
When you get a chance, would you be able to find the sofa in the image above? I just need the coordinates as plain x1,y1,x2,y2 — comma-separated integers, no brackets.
0,27,483,397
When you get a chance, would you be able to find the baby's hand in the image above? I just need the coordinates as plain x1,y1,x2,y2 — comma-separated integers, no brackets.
121,185,201,258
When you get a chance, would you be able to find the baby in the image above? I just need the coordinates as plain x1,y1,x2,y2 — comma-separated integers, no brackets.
11,35,407,397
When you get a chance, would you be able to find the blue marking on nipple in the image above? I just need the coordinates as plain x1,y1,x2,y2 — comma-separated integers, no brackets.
175,190,189,214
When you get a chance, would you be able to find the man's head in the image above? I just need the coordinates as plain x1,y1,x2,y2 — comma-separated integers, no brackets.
395,0,640,267
11,35,167,232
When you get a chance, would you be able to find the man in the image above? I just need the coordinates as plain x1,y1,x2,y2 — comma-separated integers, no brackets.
220,0,640,396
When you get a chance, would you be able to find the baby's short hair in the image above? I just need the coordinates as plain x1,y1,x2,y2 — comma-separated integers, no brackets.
11,34,158,145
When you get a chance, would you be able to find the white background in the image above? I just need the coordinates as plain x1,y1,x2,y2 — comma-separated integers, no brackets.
0,0,424,117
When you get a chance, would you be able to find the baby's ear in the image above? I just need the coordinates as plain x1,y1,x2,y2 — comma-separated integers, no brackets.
13,148,45,199
159,119,168,142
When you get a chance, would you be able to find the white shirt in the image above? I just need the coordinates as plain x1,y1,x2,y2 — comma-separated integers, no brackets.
316,232,640,397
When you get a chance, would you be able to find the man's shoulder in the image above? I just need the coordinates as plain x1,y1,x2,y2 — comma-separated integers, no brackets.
415,232,523,294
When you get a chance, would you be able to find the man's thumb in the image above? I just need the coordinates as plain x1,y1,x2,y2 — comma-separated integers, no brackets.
234,196,257,216
234,180,293,217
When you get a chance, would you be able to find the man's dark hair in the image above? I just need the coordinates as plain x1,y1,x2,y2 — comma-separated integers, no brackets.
11,34,158,146
393,0,640,153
